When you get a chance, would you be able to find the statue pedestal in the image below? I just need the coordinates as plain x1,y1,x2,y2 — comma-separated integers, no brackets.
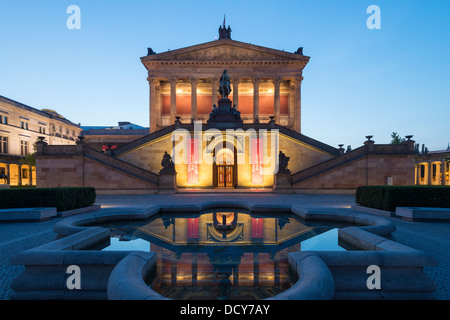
159,170,177,194
207,98,243,130
273,171,293,193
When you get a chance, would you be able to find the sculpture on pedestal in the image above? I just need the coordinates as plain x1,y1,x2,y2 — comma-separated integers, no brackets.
278,151,291,174
207,70,243,129
218,69,232,99
160,151,175,173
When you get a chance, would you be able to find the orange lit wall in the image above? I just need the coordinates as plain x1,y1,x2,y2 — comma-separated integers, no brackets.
161,93,288,115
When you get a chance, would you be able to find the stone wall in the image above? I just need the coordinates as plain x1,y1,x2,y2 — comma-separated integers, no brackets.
293,153,415,190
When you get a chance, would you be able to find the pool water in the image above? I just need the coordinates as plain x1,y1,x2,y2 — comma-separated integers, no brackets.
95,210,351,300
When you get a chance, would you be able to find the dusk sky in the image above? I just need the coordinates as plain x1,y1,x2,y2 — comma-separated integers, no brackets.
0,0,448,151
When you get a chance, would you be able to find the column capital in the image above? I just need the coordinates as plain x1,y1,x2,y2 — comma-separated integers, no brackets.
252,77,262,85
272,76,282,86
147,77,160,87
190,77,199,84
210,77,219,85
168,77,178,86
292,76,304,86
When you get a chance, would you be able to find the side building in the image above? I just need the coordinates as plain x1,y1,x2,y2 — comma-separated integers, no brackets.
0,95,82,186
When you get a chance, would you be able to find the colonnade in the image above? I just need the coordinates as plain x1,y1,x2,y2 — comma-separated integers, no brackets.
415,160,449,185
0,162,35,186
148,76,303,133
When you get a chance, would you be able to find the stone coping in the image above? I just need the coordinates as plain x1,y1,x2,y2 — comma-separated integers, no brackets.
351,205,395,217
12,202,438,300
0,207,57,222
396,207,450,222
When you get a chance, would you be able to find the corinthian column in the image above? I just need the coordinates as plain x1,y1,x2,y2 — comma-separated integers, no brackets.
190,77,198,121
252,77,261,123
293,76,303,133
169,77,177,124
273,77,281,123
232,77,240,109
211,77,219,105
148,77,160,133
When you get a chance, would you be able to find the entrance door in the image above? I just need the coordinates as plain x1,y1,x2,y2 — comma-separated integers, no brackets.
217,165,234,188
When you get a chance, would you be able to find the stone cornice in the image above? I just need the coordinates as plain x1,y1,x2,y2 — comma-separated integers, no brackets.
141,39,310,62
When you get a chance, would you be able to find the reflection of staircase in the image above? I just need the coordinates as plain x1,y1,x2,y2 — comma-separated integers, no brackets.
83,145,159,185
291,146,367,185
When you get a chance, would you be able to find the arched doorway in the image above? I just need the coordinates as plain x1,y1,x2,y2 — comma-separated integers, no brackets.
213,144,237,188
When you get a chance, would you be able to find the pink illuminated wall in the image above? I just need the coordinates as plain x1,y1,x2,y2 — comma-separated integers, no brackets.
187,139,199,184
251,138,263,185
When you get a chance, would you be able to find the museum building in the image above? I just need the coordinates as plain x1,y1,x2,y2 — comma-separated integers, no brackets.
0,95,82,186
34,25,422,193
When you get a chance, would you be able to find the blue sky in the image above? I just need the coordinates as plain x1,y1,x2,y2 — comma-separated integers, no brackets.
0,0,449,151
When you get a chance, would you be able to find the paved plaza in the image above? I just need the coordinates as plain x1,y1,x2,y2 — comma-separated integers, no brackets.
1,193,449,300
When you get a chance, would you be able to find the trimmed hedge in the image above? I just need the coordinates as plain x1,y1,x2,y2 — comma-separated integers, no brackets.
355,186,450,211
0,187,96,212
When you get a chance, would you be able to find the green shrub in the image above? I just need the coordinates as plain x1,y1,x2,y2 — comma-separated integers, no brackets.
0,187,96,212
355,186,450,211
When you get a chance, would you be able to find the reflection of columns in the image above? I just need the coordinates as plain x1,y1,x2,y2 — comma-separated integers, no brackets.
211,77,218,105
253,253,259,286
190,77,198,121
273,77,281,123
293,76,303,133
252,77,261,123
148,77,160,133
169,77,177,124
232,77,240,109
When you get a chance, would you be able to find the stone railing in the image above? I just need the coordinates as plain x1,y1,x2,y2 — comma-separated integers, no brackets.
83,146,159,185
36,141,160,186
291,140,416,185
292,146,367,184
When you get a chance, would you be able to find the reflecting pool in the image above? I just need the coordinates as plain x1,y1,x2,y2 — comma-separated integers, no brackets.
94,210,353,300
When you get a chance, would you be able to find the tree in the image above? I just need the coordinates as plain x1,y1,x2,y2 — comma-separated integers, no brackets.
20,142,37,170
390,132,405,144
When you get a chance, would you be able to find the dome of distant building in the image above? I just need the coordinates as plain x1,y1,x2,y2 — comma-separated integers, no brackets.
41,109,65,119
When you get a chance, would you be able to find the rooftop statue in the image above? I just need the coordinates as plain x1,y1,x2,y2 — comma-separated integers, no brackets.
218,25,232,40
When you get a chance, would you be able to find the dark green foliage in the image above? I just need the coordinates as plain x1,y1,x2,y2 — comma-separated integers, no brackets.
355,186,450,211
0,187,96,212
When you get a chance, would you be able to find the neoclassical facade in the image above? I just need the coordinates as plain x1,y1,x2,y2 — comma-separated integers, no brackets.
34,26,419,193
0,95,82,186
143,38,308,133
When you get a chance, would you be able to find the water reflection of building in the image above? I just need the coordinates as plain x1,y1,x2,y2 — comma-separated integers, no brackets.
134,213,317,299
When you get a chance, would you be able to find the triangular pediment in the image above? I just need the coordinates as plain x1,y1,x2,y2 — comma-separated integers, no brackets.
142,39,308,63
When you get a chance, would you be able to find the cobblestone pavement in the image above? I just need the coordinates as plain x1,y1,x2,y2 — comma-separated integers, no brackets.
1,193,449,300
